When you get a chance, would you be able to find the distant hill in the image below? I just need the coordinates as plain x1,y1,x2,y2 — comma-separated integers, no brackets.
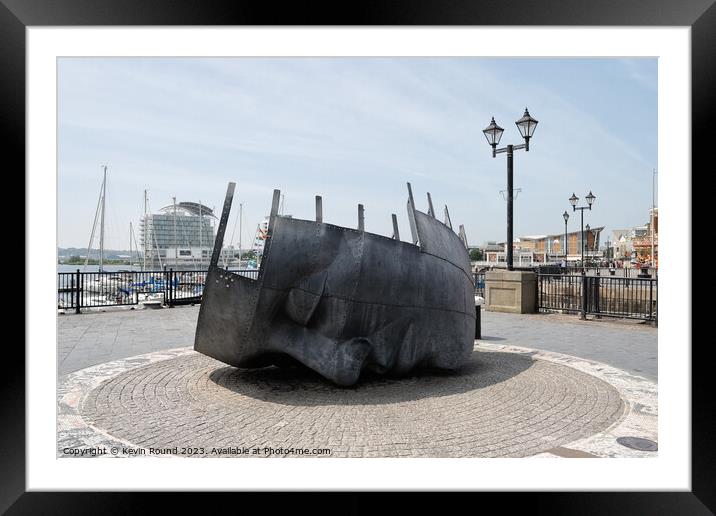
58,247,136,260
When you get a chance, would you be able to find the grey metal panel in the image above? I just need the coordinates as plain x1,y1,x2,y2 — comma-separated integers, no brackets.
413,210,472,278
194,268,261,365
195,183,475,386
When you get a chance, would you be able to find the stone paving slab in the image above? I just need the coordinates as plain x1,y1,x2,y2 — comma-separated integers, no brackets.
479,311,657,380
58,306,657,380
476,342,657,458
57,344,657,459
58,306,199,375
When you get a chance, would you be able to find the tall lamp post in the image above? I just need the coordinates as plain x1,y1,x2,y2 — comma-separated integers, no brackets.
651,168,657,269
569,191,596,272
569,191,596,320
483,108,539,271
562,210,569,266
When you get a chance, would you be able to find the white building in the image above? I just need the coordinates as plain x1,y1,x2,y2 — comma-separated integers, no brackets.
140,202,216,269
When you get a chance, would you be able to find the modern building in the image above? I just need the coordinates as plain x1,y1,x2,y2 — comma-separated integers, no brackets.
140,201,216,268
483,226,604,265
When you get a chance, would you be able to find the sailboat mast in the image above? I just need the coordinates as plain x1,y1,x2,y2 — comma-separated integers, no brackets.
131,223,142,271
199,200,203,270
239,203,243,266
129,222,133,270
99,165,107,272
143,189,148,270
173,196,178,268
84,177,104,270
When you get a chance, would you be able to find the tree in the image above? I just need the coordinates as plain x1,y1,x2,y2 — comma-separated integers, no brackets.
469,248,483,261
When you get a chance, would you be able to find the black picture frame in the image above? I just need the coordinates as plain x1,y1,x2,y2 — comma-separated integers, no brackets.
6,1,709,513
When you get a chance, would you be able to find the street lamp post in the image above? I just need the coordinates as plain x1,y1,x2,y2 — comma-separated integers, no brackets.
569,191,595,272
562,210,569,266
569,191,596,319
483,108,538,271
651,168,657,269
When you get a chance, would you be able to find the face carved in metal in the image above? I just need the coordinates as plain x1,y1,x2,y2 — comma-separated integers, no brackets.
194,183,476,386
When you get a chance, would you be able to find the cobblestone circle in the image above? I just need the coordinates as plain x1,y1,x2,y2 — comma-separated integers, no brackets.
79,350,625,458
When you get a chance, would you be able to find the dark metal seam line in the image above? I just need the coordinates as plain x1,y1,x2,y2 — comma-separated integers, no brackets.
260,284,476,319
418,248,475,285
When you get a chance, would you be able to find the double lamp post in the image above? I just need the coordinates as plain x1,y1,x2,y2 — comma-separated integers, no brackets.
569,191,596,272
482,108,539,271
481,108,601,320
568,191,596,319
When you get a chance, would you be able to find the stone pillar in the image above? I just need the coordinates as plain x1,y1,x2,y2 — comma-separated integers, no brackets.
484,270,537,314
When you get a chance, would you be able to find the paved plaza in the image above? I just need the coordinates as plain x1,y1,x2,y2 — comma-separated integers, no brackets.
56,305,658,459
58,305,658,380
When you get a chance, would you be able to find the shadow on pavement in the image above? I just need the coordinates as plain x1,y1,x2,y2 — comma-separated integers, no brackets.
208,350,534,406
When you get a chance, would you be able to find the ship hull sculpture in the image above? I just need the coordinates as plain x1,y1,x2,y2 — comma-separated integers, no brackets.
194,182,476,386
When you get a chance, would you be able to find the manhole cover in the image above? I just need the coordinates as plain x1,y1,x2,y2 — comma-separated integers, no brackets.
616,436,658,451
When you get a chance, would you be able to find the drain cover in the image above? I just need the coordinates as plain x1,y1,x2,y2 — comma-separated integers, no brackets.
616,436,658,451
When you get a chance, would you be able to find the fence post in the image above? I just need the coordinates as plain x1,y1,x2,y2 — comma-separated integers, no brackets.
75,268,81,314
162,265,167,306
169,268,174,308
649,279,655,326
594,270,601,319
580,272,587,320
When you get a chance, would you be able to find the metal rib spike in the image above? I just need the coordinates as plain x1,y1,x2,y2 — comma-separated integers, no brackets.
269,189,281,220
406,182,419,245
358,204,365,231
427,192,435,218
458,224,468,249
315,195,323,223
210,182,236,268
444,205,453,230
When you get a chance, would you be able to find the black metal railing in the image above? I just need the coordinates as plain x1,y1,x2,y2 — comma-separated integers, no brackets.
57,268,260,313
560,265,656,278
537,273,657,322
61,267,657,323
478,263,657,278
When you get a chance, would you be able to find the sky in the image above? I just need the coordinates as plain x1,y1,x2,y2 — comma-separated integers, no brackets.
58,57,657,251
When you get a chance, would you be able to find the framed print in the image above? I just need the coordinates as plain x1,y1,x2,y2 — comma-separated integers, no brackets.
5,0,712,513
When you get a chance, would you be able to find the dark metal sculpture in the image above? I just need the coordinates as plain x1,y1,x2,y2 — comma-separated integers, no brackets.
194,182,475,386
